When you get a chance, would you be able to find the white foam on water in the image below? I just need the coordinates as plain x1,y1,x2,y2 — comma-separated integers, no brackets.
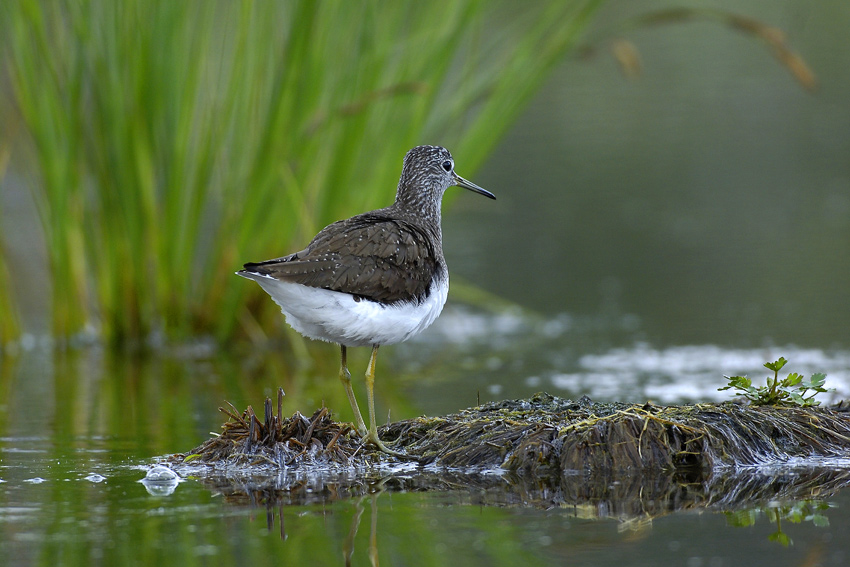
407,306,850,405
555,343,850,403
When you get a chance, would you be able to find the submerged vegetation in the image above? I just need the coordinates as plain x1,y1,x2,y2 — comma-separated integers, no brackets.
0,0,605,346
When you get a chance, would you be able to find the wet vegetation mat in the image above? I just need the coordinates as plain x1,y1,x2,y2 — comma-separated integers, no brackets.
178,389,363,469
172,391,850,472
166,391,850,514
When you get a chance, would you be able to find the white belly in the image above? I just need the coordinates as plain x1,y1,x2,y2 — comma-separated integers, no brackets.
239,273,449,347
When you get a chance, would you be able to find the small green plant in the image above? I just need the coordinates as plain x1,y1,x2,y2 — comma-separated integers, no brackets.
719,357,831,407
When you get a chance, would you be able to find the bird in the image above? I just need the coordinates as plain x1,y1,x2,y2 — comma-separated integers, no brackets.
236,145,495,454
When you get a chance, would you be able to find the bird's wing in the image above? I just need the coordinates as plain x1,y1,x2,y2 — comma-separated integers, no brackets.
240,214,441,304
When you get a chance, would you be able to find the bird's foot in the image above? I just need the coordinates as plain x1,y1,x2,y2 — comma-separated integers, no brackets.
363,430,414,459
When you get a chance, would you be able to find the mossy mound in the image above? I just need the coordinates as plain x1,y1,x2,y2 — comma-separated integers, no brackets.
390,394,850,476
172,391,850,476
382,393,850,474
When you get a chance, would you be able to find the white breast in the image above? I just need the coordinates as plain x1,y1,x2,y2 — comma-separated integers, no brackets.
239,272,449,347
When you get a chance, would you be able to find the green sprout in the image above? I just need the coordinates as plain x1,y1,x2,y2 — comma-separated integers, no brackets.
719,357,832,407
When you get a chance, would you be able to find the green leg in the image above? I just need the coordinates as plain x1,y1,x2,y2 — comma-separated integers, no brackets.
364,345,403,456
339,345,367,436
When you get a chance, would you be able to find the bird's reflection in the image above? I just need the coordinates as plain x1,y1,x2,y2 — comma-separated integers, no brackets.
258,478,387,566
343,490,382,567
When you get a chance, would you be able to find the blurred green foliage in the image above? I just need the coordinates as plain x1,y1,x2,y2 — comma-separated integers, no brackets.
0,0,603,346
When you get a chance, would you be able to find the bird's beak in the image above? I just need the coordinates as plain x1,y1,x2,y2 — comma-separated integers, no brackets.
453,173,496,200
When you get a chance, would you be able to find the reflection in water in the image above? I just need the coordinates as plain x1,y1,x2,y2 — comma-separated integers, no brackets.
725,500,833,548
190,469,387,565
172,462,846,563
232,480,841,562
140,465,181,496
174,458,850,521
343,491,382,567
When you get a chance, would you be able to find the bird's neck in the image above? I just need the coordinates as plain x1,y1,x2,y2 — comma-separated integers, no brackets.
393,183,443,227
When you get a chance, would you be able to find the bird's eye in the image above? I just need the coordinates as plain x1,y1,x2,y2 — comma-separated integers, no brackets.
441,160,452,172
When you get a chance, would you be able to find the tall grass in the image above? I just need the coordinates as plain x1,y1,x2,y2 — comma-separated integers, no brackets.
0,0,605,346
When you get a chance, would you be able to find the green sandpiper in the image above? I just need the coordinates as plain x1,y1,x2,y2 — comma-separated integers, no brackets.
237,145,495,454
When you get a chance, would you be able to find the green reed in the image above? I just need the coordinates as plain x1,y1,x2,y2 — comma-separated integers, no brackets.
0,0,604,346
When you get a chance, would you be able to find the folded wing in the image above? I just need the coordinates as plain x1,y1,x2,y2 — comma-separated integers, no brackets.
239,213,442,304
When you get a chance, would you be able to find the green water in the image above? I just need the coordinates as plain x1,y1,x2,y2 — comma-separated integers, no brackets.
3,427,850,566
5,469,850,567
2,341,850,566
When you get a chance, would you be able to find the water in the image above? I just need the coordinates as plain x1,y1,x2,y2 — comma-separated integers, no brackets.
446,0,850,351
3,315,850,565
2,436,850,566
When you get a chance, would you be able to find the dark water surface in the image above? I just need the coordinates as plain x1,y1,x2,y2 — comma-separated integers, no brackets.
447,0,850,350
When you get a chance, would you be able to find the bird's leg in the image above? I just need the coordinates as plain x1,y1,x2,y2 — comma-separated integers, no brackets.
364,345,403,456
365,345,380,442
339,345,367,437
